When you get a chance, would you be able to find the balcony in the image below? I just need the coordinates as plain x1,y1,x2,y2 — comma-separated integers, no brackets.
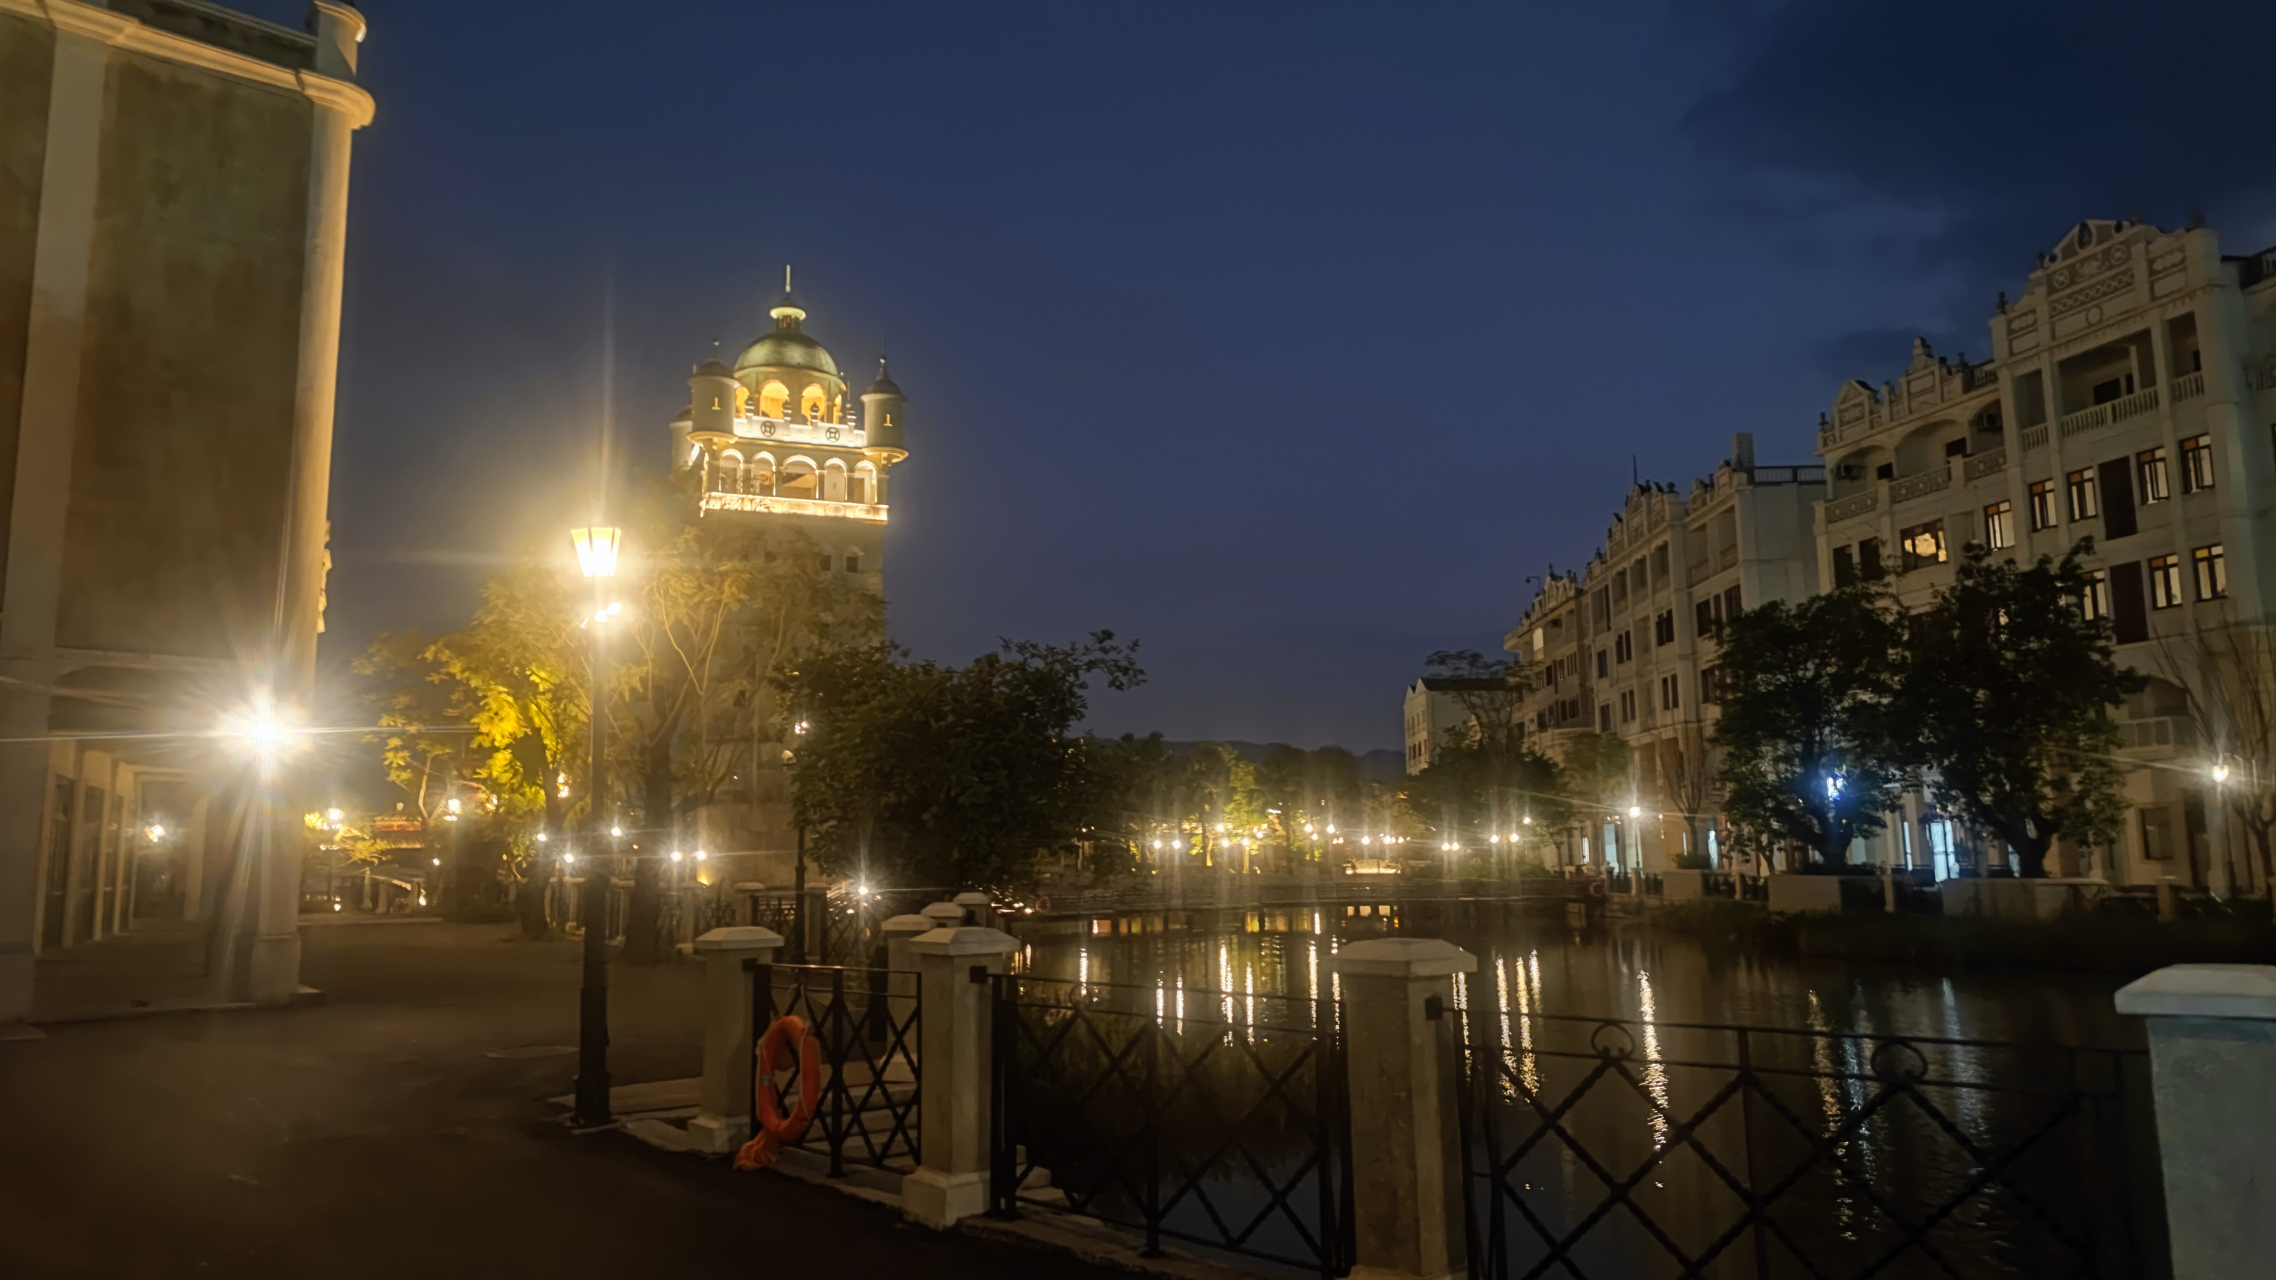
2171,370,2206,403
728,416,867,448
2117,716,2200,757
1825,490,1879,524
1889,467,1952,505
701,493,888,522
2019,423,2050,450
2057,385,2159,440
1963,447,2007,480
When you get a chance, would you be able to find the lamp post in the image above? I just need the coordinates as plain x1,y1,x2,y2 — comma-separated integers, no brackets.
570,524,621,1128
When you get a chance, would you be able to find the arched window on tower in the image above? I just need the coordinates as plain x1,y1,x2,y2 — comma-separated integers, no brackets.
749,452,777,496
758,381,789,419
852,462,877,505
823,461,848,502
781,458,819,501
715,451,743,495
843,548,863,573
801,384,827,421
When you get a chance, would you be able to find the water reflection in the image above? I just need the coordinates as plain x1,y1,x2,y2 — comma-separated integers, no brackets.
1011,901,2154,1279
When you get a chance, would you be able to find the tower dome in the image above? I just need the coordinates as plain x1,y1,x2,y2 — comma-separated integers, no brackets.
733,289,839,378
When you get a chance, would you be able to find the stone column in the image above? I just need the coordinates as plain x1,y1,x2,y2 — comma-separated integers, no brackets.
901,926,1018,1228
686,926,784,1154
2114,964,2276,1280
880,912,932,1030
952,890,994,925
248,19,374,1007
1334,937,1476,1280
921,901,963,931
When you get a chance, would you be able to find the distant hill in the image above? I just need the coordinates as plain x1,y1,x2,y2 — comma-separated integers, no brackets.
1159,740,1407,784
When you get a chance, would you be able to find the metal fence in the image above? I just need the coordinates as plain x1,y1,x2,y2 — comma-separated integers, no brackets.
1456,1010,2157,1279
989,973,1355,1278
746,961,922,1177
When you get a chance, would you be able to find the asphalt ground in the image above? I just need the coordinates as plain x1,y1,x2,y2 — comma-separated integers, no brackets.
0,921,1125,1279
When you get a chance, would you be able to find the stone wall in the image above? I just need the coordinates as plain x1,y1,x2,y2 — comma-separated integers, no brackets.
0,13,54,597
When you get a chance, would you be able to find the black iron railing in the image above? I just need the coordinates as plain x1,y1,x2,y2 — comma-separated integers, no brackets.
1457,1009,2157,1279
745,961,921,1176
989,973,1354,1278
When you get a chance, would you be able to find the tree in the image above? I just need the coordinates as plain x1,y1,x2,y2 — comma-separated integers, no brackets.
1654,721,1715,868
609,481,883,962
782,632,1144,892
1550,731,1630,866
1714,584,1909,869
1909,543,2143,878
2156,615,2276,891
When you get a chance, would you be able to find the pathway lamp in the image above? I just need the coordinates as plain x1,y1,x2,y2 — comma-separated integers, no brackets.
570,523,621,1129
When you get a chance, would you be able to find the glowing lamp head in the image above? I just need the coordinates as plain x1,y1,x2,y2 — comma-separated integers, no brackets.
2213,763,2233,784
563,852,577,864
670,851,683,862
327,808,344,823
146,824,166,841
695,850,707,861
1629,805,1642,818
570,525,622,579
610,825,623,838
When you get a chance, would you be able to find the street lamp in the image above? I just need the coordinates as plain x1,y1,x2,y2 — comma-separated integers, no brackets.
571,523,620,1129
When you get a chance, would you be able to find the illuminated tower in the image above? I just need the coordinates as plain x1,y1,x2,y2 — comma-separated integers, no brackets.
670,273,907,582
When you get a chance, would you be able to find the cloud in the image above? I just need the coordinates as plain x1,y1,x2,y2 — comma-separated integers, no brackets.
1683,0,2276,285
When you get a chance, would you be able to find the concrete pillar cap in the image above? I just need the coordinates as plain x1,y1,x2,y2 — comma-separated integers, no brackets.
2116,963,2276,1020
920,902,965,923
880,913,934,935
692,926,785,953
952,891,994,908
1331,936,1477,978
907,927,1020,957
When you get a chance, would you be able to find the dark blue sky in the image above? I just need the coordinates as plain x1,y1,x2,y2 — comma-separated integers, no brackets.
279,0,2276,751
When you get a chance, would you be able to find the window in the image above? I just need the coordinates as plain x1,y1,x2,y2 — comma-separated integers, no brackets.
1615,632,1633,664
1700,666,1722,704
1723,585,1741,618
2149,554,2183,609
2029,480,2057,531
1619,689,1636,722
1596,649,1608,678
2137,448,2170,503
1599,704,1612,731
1659,674,1680,711
843,552,862,573
818,553,834,572
1875,462,1895,481
1654,610,1676,645
1695,599,1715,637
2194,544,2228,600
2080,569,2111,622
1899,520,1948,572
2066,468,2099,521
1858,537,1883,581
1833,545,1856,587
1985,500,2015,550
2181,433,2214,492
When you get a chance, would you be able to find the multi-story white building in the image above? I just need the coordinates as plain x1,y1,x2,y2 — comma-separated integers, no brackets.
1816,218,2276,894
1505,435,1824,871
1400,677,1497,775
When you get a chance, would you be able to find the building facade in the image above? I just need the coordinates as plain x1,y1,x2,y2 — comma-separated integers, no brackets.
0,0,373,1027
1817,219,2276,893
1504,435,1824,871
1400,677,1499,775
664,284,907,882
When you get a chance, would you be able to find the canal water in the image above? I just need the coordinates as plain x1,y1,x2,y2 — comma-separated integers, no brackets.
1006,899,2164,1279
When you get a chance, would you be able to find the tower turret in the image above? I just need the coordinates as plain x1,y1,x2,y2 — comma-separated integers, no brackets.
688,345,738,439
861,357,907,463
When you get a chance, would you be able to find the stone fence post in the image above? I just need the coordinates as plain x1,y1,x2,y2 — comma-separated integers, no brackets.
901,926,1018,1228
921,901,964,931
2115,963,2276,1280
880,913,933,1065
952,889,995,925
685,926,783,1154
1333,937,1476,1280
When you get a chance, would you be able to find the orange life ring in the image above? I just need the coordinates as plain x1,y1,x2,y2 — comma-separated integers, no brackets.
733,1014,821,1169
1035,895,1051,913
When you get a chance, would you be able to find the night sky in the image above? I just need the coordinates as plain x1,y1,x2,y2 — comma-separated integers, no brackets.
262,0,2276,752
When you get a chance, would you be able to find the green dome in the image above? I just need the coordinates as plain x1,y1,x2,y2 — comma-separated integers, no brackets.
734,329,839,378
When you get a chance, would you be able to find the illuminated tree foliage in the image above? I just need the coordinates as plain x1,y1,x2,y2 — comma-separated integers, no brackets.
1713,584,1909,868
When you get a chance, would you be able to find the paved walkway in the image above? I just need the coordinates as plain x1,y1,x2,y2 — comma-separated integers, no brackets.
0,921,1124,1279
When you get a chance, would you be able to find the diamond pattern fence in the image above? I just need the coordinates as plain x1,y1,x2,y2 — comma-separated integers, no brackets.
989,974,1354,1277
1457,1011,2160,1280
746,961,922,1176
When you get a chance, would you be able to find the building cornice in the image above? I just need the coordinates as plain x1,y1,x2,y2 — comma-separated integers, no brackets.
2,0,373,128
